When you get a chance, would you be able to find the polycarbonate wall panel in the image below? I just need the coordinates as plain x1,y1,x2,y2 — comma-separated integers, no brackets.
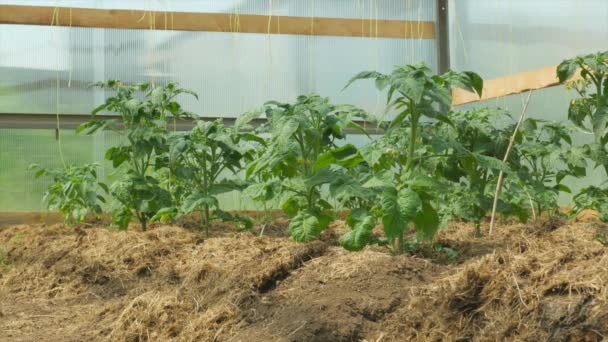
0,1,436,118
450,0,608,203
449,0,608,79
0,128,378,211
1,1,433,211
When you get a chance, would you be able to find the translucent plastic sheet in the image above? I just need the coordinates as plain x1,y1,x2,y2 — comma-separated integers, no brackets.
0,1,436,117
449,0,608,79
449,0,608,204
0,1,434,211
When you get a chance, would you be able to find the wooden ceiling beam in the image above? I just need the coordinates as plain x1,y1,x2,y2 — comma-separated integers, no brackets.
0,4,435,39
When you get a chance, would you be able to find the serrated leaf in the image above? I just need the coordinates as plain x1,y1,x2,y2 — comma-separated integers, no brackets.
112,207,132,230
339,215,376,251
474,154,511,173
413,202,439,241
381,188,420,241
304,168,340,189
180,192,218,214
398,188,422,222
289,209,331,242
381,188,401,240
313,144,362,171
557,59,578,83
343,71,385,90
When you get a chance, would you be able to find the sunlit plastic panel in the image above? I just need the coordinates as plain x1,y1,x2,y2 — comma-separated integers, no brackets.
0,24,435,118
449,0,608,79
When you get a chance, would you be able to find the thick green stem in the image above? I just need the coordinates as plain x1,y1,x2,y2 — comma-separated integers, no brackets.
203,204,211,238
474,221,481,238
136,211,147,231
405,110,419,173
394,232,404,255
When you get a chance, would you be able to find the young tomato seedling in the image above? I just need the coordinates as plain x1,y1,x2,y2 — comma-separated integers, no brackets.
246,95,371,242
77,81,197,231
340,64,484,253
30,163,108,225
558,52,608,220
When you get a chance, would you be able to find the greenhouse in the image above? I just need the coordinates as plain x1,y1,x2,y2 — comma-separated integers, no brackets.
1,0,608,340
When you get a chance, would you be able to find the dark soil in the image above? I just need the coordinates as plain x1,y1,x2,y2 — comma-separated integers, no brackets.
0,217,607,341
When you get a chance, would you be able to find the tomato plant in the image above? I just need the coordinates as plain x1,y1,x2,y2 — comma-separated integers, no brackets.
340,64,484,252
516,118,586,217
77,81,197,230
558,52,608,220
246,95,371,242
429,108,516,236
157,119,255,236
30,163,108,225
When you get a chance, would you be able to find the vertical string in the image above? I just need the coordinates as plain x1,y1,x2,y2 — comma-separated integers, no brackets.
451,0,469,69
52,6,66,168
374,0,380,115
266,0,273,97
308,0,315,93
149,9,156,88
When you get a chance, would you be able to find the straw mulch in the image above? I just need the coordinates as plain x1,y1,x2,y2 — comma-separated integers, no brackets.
0,218,607,341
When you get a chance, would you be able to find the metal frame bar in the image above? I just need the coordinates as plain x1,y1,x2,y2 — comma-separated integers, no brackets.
435,0,451,74
0,113,384,134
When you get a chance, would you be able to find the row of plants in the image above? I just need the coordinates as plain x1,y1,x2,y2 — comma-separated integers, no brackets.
33,53,606,254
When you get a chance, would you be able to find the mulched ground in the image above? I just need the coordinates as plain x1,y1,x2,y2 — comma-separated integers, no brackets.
0,215,607,341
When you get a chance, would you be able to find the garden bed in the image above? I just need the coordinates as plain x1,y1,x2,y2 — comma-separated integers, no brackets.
0,218,607,341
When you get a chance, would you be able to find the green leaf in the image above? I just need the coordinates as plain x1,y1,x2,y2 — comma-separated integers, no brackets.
442,70,484,97
304,168,340,189
381,188,421,241
592,106,608,140
343,71,385,90
234,109,263,130
274,117,300,147
346,208,372,227
412,203,439,241
289,209,331,242
76,119,117,135
474,154,511,173
339,215,376,251
466,71,484,97
568,98,592,131
112,207,132,230
362,171,393,188
150,207,178,222
393,72,426,103
180,192,218,214
282,196,301,217
398,188,422,222
557,59,578,83
330,178,375,203
313,144,362,171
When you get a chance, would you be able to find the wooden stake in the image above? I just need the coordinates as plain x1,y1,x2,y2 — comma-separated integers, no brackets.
488,90,533,235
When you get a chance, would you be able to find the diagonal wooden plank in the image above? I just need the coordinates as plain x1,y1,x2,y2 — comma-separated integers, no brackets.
452,64,581,106
0,4,435,39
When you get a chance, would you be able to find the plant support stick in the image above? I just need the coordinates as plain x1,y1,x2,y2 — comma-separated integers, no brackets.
489,91,533,235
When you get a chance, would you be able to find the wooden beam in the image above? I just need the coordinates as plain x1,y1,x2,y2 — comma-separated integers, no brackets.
0,5,435,39
452,64,581,106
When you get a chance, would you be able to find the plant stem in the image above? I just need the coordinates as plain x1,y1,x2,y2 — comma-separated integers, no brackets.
405,108,419,173
136,211,147,231
204,204,211,238
395,232,404,255
475,221,481,238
